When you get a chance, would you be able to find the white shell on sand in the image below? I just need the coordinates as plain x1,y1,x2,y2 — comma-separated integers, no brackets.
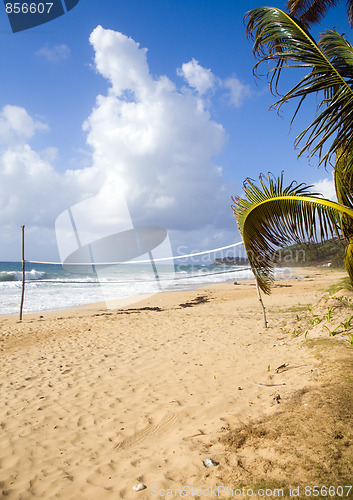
203,458,218,467
133,483,147,491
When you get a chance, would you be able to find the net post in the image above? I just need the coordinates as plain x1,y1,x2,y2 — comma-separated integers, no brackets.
19,225,25,321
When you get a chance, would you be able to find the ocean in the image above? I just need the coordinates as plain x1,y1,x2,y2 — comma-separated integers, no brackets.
0,261,263,315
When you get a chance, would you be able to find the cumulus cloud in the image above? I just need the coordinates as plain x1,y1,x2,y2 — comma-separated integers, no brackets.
177,58,217,95
1,26,244,260
313,176,337,201
36,43,71,62
0,105,48,144
0,105,97,250
0,138,94,231
84,26,230,232
89,29,151,98
223,75,251,107
177,59,250,108
0,105,57,226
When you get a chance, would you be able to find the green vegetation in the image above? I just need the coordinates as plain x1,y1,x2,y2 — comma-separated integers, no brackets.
213,238,347,269
222,338,353,498
212,257,248,266
341,315,353,329
326,306,333,322
223,3,353,493
274,238,346,268
326,277,353,294
324,324,341,336
347,333,353,345
269,281,353,339
221,287,353,497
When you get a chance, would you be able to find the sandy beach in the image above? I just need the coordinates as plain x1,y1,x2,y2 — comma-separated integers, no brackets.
0,267,352,499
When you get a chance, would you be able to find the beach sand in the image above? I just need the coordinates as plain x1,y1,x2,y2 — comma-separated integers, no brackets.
0,267,351,498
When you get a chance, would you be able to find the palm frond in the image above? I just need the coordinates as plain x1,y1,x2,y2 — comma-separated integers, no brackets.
286,0,340,28
334,149,353,245
245,7,353,170
348,1,353,27
335,149,353,208
232,173,353,294
344,240,353,280
287,0,353,28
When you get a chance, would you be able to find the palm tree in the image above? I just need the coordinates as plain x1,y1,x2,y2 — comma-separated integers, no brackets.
232,173,353,294
287,0,353,28
233,7,353,294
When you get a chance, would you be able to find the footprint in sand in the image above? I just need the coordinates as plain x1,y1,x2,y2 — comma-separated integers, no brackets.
115,412,179,450
0,455,19,468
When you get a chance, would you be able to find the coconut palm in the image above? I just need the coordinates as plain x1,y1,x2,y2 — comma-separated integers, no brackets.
232,173,353,294
287,0,353,28
233,7,353,293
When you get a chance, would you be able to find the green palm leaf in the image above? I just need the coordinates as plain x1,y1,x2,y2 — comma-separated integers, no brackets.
245,7,353,171
334,148,353,210
233,173,353,294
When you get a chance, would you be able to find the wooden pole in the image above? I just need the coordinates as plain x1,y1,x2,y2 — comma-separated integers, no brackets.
19,225,25,321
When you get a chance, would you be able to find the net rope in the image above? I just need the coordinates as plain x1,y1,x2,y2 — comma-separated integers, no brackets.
27,267,251,285
25,241,245,265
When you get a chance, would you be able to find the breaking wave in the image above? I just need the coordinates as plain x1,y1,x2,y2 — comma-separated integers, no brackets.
0,269,46,282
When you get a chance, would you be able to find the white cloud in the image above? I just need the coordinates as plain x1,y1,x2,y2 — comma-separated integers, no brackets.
84,26,230,232
36,43,71,62
224,75,251,107
39,147,59,163
177,59,251,109
0,139,90,229
89,27,151,99
0,105,48,144
177,58,217,95
0,27,243,260
313,176,337,201
0,105,98,250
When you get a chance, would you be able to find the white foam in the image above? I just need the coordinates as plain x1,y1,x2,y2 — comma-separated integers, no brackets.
8,269,46,281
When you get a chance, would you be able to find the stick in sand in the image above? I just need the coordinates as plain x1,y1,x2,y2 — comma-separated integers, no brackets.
255,278,268,328
19,225,25,321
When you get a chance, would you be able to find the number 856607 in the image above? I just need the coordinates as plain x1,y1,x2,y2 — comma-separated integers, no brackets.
6,3,54,14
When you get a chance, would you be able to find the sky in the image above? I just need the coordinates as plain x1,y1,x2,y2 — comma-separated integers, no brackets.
0,0,350,263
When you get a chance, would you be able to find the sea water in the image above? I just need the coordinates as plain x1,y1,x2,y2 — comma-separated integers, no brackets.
0,261,291,315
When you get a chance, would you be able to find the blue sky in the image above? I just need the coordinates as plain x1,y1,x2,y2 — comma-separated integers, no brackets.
0,0,350,262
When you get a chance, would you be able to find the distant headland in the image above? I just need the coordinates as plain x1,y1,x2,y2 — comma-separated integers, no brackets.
211,238,346,268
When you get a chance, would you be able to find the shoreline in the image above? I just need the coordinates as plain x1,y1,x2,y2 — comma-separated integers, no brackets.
3,265,322,320
0,267,349,498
